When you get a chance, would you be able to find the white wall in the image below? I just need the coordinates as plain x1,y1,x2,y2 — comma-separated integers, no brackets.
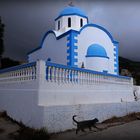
0,60,138,133
28,32,68,65
42,101,140,132
0,81,45,128
55,15,87,34
86,57,109,72
77,26,116,75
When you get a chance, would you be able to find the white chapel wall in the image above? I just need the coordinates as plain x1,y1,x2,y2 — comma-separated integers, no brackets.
28,33,68,65
77,26,116,74
55,15,87,33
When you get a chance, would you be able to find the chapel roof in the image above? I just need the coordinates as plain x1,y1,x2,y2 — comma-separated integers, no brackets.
55,6,88,20
86,44,109,58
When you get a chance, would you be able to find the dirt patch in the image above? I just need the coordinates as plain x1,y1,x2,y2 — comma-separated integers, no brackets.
0,111,50,140
102,112,140,124
0,128,5,134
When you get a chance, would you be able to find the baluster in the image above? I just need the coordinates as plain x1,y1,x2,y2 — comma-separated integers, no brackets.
82,72,85,84
71,70,74,83
61,68,64,83
65,69,68,83
24,68,27,80
53,67,56,82
97,74,99,84
89,73,91,84
67,69,71,83
91,73,93,84
94,74,96,84
51,67,55,82
68,69,71,83
28,67,31,80
48,66,51,81
72,70,75,83
58,68,61,83
75,71,78,83
84,72,87,84
27,68,29,80
63,69,66,83
77,71,81,84
81,72,83,84
55,68,59,82
87,73,89,84
81,72,84,84
32,66,35,80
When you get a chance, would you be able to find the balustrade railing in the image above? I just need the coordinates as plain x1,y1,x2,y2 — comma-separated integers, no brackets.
46,62,132,85
0,62,36,82
0,61,132,85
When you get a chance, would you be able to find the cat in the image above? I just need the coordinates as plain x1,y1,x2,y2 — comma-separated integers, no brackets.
72,115,99,134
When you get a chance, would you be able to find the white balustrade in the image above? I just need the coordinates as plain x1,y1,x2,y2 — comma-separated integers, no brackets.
46,62,132,86
0,62,36,83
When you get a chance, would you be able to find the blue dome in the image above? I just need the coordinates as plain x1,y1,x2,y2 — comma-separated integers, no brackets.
55,6,88,20
86,44,109,58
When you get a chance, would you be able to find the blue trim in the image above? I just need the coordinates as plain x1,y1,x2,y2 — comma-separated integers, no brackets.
55,14,88,21
114,64,117,67
113,42,119,75
67,30,78,67
103,70,108,73
86,44,109,58
46,62,131,80
86,55,109,59
79,24,118,44
0,62,36,74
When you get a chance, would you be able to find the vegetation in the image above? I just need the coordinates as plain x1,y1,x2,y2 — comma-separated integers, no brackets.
0,17,4,68
0,17,20,69
1,57,20,69
119,56,140,85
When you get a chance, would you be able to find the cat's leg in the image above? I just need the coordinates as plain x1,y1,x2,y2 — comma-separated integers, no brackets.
81,128,85,132
89,126,92,131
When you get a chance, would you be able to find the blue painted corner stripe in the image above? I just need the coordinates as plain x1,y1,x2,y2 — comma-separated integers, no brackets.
74,52,78,56
73,59,78,62
74,46,78,49
114,69,118,73
114,64,117,67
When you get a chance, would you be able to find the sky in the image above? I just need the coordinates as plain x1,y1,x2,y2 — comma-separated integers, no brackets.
0,0,140,62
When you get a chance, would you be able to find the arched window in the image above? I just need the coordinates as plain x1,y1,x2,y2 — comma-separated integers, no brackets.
68,17,71,27
80,19,83,27
58,20,60,30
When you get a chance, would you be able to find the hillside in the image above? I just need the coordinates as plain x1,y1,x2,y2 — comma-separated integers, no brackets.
119,57,140,85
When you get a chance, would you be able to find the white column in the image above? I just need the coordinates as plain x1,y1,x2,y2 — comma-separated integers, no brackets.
36,60,46,84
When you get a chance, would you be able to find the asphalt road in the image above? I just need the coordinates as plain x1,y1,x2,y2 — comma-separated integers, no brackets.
50,120,140,140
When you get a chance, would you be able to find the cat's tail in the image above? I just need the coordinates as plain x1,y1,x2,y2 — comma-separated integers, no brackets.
72,115,78,124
